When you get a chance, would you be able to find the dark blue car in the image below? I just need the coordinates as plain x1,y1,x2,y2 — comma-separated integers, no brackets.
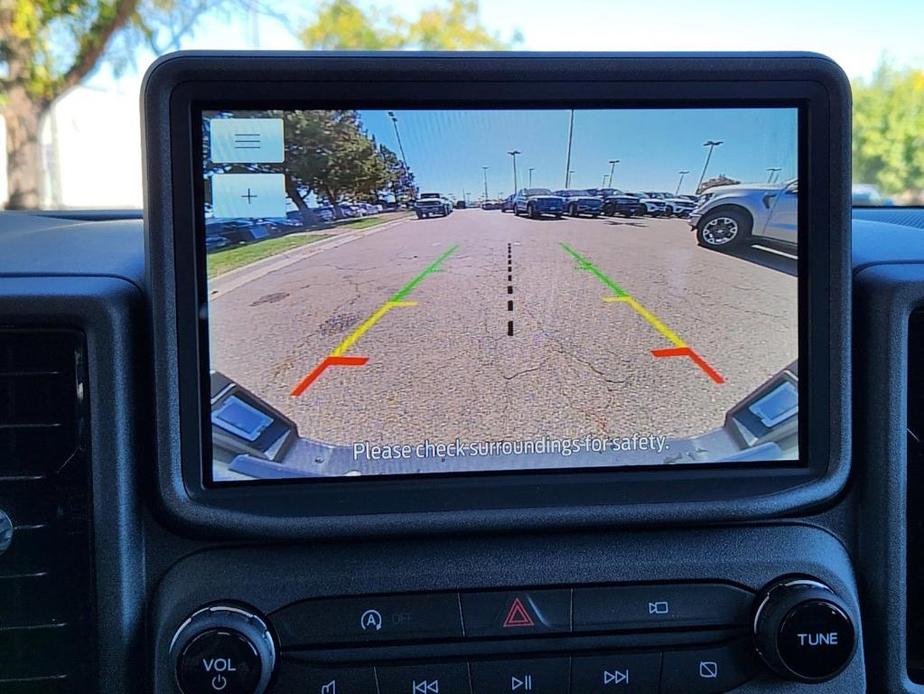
513,188,565,218
554,189,603,217
592,188,645,217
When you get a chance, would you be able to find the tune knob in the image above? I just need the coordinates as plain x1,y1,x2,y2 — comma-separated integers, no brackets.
753,578,856,683
170,604,276,694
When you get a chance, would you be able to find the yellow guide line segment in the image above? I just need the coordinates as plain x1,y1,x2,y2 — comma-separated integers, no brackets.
603,296,686,348
331,300,417,356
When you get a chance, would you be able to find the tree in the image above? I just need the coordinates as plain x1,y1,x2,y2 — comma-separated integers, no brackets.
378,143,415,203
2,0,515,210
0,0,215,208
284,109,391,217
697,174,740,194
852,63,924,198
300,0,519,50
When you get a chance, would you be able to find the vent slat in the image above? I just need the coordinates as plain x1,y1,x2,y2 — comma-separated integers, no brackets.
0,329,94,694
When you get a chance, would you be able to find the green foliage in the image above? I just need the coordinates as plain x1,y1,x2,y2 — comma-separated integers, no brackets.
284,109,392,209
378,143,416,202
852,63,924,197
203,110,411,217
207,232,331,279
300,0,518,51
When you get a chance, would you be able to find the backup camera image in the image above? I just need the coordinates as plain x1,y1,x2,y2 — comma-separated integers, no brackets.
201,108,799,483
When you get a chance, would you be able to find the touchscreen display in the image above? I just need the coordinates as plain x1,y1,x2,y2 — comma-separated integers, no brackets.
200,107,799,483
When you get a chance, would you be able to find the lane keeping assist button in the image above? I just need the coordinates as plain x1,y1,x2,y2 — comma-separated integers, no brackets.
460,589,571,637
573,583,753,632
269,593,463,647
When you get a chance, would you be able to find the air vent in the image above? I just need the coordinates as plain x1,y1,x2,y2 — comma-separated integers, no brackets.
0,329,95,693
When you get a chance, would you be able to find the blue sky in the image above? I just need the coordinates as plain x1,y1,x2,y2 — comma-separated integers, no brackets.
359,108,798,200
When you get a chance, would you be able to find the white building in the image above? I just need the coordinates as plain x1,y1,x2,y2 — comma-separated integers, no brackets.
1,82,144,209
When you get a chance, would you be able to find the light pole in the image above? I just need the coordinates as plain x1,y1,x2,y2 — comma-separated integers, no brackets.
564,109,575,187
387,111,410,201
607,159,620,188
508,150,521,192
482,166,489,202
528,167,535,187
697,140,723,193
601,174,608,189
767,166,782,183
387,111,409,167
675,169,690,195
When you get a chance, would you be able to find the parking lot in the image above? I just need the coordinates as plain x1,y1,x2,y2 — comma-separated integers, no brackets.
209,208,797,451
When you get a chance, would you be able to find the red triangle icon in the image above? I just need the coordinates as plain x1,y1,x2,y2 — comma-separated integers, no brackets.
502,597,536,628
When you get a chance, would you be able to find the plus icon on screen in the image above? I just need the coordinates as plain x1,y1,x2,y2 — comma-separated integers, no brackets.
241,188,258,204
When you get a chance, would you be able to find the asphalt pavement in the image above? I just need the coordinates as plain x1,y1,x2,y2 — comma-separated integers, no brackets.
209,208,797,455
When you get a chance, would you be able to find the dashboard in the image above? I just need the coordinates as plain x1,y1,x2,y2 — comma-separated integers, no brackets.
0,52,922,693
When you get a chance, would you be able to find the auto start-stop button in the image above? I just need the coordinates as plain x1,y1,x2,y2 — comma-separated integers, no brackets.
176,629,262,694
777,600,855,681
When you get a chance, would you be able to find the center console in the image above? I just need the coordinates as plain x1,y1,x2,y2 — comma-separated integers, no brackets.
152,527,862,693
142,52,855,693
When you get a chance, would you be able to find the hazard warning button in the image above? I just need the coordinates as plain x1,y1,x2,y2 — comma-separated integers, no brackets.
460,590,571,638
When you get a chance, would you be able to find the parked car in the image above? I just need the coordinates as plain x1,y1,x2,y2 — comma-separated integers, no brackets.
205,234,230,252
596,189,645,217
642,192,697,217
206,218,271,244
414,193,453,218
554,189,603,217
262,216,304,233
500,195,516,213
312,206,335,222
335,204,362,218
852,184,893,206
630,193,669,216
513,188,565,218
454,200,467,209
689,179,798,251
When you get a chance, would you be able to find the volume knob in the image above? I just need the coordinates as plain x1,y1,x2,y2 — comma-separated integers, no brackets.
753,578,856,683
170,604,276,694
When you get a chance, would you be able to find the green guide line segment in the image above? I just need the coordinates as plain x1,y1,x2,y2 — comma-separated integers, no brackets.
559,242,627,297
389,244,460,302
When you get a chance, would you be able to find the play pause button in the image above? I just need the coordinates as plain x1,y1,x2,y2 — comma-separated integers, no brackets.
470,657,569,693
571,653,662,692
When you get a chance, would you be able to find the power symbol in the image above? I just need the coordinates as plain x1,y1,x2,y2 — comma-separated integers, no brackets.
211,674,228,691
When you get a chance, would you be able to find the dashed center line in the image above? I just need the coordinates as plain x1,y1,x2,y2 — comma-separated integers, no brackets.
507,242,515,336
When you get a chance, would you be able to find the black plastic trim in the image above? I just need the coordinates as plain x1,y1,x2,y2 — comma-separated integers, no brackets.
142,52,851,539
0,276,146,694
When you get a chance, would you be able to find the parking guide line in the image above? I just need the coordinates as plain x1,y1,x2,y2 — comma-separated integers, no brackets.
290,356,369,397
603,296,685,348
562,243,724,385
331,301,417,357
559,243,628,297
389,244,459,302
291,245,458,396
652,347,726,385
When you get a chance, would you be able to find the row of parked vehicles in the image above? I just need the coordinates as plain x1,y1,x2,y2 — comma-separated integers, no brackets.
205,202,394,251
412,179,799,255
492,179,799,254
496,188,700,219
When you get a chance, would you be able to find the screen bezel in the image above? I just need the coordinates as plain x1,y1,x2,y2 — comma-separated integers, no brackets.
144,53,850,538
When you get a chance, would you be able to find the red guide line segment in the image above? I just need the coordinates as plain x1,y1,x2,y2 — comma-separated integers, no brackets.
290,355,369,396
651,347,725,385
